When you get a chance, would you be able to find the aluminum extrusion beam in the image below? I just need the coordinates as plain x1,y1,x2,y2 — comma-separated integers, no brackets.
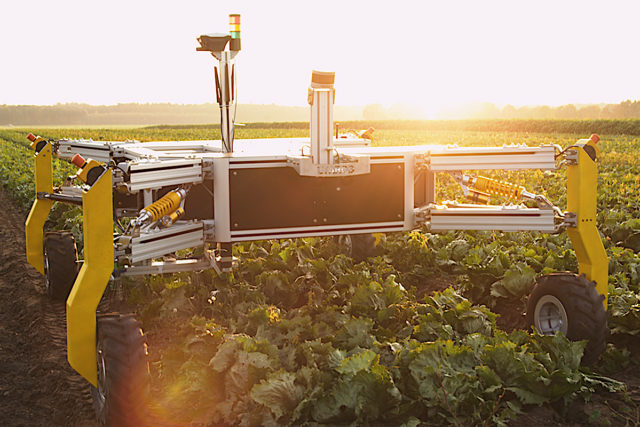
428,145,556,171
126,159,203,191
427,206,556,233
129,222,204,263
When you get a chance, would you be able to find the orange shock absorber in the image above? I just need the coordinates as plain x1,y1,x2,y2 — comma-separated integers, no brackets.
136,189,187,226
466,189,491,204
161,207,185,227
471,176,524,200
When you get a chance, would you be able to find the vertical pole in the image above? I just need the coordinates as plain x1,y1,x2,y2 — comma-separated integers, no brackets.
218,51,233,153
309,71,335,165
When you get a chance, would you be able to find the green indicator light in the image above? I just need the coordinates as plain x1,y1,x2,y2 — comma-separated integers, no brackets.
230,31,240,39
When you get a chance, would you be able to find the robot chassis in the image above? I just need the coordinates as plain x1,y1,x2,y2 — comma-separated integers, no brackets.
25,14,608,421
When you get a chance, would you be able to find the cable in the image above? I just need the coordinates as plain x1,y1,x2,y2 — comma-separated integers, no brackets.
555,145,578,159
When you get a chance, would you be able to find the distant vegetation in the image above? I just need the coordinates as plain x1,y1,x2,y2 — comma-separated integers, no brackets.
362,99,640,121
1,100,640,126
154,119,640,136
0,103,362,126
434,99,640,120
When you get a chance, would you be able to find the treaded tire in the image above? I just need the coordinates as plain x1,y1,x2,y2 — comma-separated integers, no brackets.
336,234,377,262
91,314,150,426
43,231,78,301
351,234,377,262
525,272,607,365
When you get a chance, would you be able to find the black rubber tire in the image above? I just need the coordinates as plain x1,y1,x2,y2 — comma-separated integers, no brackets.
337,234,377,262
351,234,377,262
91,314,150,426
525,273,607,365
43,231,78,301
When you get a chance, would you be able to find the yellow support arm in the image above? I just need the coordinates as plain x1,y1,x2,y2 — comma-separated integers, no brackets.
25,144,54,275
566,141,609,308
66,169,113,386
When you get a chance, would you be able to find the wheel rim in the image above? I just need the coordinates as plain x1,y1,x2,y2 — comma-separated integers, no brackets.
338,235,353,255
95,340,107,406
43,250,51,291
534,294,568,335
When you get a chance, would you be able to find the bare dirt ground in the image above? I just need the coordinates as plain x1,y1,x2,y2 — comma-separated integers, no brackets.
1,182,638,427
0,188,97,426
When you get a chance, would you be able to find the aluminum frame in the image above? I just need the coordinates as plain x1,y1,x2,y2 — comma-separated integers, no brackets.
51,135,566,271
426,144,557,171
425,205,557,233
127,222,204,264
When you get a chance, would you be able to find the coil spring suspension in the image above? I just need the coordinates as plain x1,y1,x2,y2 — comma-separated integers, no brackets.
471,176,524,199
136,188,187,226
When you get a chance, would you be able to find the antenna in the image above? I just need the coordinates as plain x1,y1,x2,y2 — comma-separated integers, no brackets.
197,14,242,153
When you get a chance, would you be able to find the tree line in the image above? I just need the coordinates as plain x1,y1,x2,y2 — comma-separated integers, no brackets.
439,100,640,120
0,103,363,126
1,100,639,126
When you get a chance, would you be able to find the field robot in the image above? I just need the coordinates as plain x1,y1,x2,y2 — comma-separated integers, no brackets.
25,14,608,424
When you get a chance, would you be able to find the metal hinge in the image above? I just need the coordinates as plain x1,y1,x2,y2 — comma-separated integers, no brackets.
564,149,579,165
415,154,429,171
202,160,215,180
563,211,577,228
203,220,216,241
413,205,430,225
112,167,125,184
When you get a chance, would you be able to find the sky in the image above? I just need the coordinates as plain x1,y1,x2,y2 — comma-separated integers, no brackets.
1,0,639,116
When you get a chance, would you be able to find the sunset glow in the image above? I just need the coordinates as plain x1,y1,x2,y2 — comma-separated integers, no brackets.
1,0,639,117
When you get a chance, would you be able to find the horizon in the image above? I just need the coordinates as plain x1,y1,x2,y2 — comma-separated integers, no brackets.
0,100,631,108
2,99,638,126
2,0,639,117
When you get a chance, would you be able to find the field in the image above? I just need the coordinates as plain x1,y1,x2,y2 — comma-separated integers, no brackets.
0,122,639,425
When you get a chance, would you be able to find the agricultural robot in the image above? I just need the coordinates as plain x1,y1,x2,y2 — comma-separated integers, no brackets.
24,14,608,425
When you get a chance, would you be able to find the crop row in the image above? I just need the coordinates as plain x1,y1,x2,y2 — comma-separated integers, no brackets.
0,127,638,424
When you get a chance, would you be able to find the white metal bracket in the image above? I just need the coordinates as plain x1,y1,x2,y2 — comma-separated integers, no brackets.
286,153,370,177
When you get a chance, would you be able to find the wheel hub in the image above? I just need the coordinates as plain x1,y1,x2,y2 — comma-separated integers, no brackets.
534,294,568,335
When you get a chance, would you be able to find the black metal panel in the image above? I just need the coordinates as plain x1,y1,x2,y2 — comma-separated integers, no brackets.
113,190,141,213
115,180,215,220
229,163,404,230
183,180,215,220
157,180,215,220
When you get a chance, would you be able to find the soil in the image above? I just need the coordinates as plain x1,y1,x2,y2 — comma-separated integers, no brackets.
0,188,97,426
0,183,638,427
413,273,458,301
493,296,528,332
